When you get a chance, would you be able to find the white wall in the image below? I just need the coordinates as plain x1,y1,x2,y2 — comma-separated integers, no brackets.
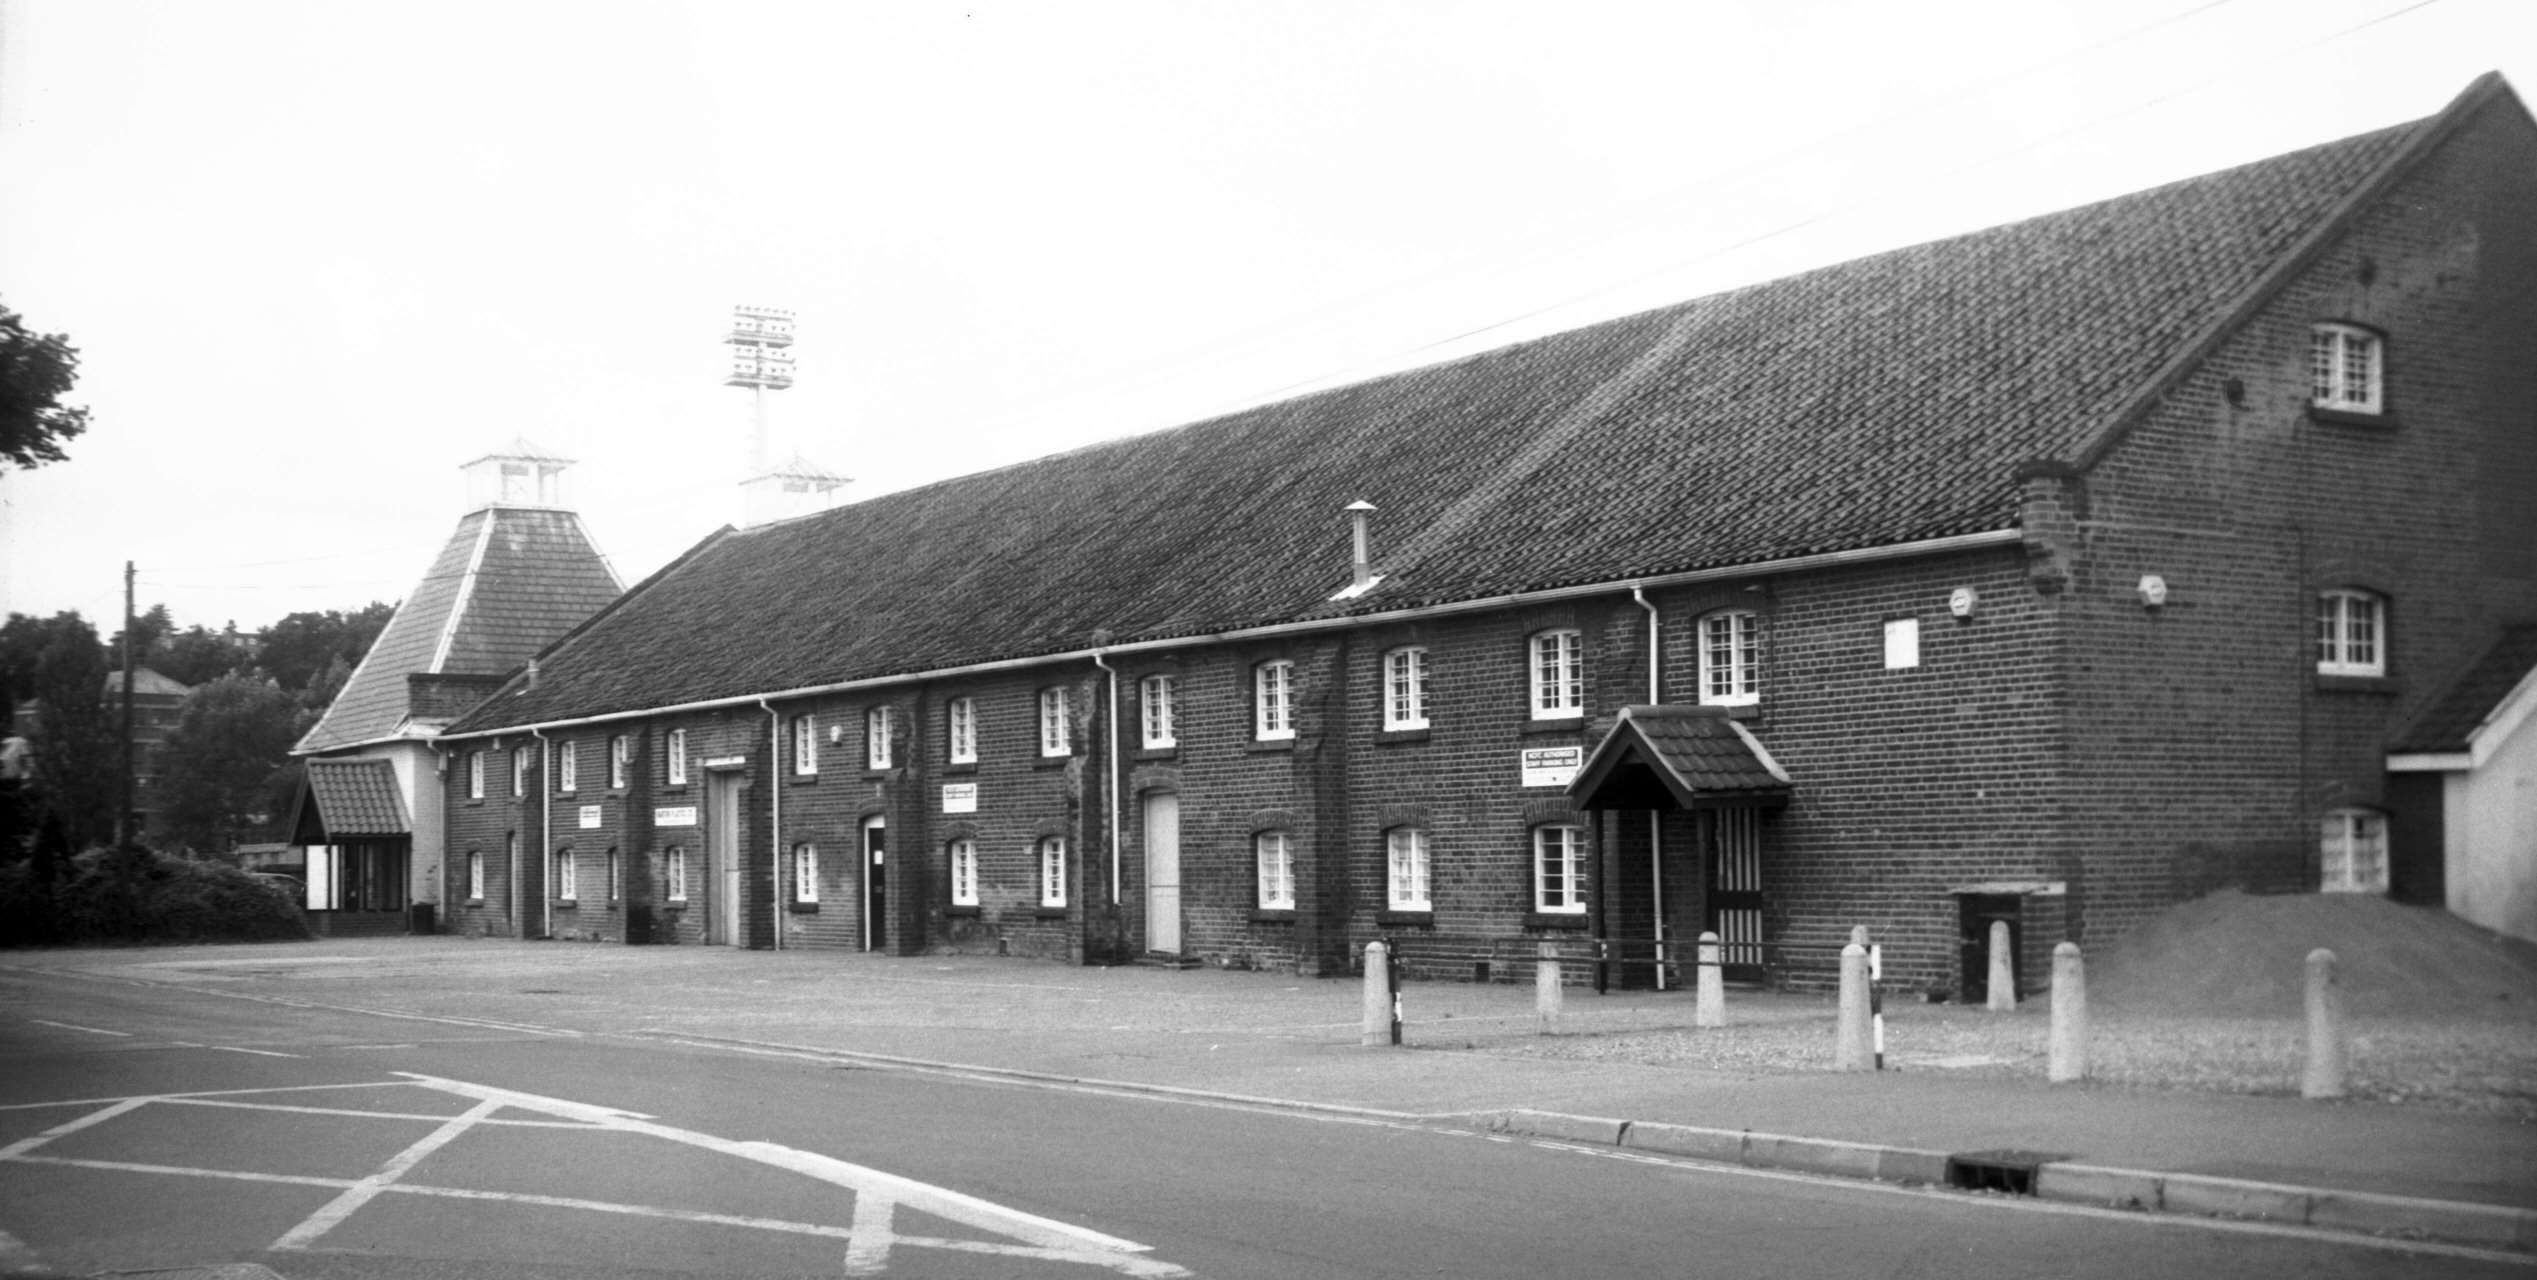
2446,706,2537,943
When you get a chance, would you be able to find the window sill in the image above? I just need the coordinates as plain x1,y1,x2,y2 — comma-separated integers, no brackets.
1132,746,1180,761
2316,673,2398,695
861,769,894,782
464,898,485,907
465,799,484,807
1520,717,1585,737
1375,910,1434,927
1375,727,1431,745
553,900,577,909
1523,911,1590,930
788,901,819,914
1033,906,1069,919
787,775,820,785
942,761,979,775
1243,739,1295,755
1033,757,1072,771
1250,908,1297,923
2308,405,2396,430
944,904,981,917
660,783,689,793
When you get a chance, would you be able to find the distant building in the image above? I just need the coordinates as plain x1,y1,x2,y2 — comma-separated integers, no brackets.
102,666,191,843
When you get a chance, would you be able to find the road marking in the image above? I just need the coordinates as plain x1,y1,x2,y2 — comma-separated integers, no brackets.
9,1154,358,1190
0,1098,153,1160
28,1019,131,1036
210,1046,303,1058
162,1097,601,1127
0,1081,408,1111
271,1097,503,1251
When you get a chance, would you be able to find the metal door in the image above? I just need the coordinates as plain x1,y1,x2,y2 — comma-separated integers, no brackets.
707,771,741,946
862,816,887,953
1144,792,1180,953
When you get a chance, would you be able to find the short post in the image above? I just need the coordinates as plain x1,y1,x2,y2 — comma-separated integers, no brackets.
1986,920,2017,1012
1362,941,1396,1047
1695,930,1724,1028
1869,942,1885,1071
2302,948,2347,1099
1535,942,1563,1032
1836,942,1872,1071
2048,941,2087,1083
1849,924,1869,947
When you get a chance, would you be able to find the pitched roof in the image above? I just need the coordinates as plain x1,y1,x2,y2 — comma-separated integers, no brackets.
1568,706,1792,810
2391,625,2537,755
448,80,2511,736
296,507,622,754
291,758,411,839
102,667,191,698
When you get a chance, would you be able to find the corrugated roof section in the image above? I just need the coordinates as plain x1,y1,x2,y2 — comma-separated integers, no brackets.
449,101,2454,736
2392,625,2537,755
301,759,411,838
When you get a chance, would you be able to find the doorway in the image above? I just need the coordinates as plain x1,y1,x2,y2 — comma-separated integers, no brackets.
706,771,742,946
862,815,887,953
1143,792,1180,954
1958,893,2022,999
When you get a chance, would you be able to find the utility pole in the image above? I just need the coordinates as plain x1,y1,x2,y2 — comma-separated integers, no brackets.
120,560,138,933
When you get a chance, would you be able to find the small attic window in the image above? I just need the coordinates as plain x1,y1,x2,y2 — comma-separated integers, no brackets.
2309,323,2383,415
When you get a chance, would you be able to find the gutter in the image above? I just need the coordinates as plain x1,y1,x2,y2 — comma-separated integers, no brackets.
436,528,2023,742
525,729,546,937
760,698,783,953
1090,650,1121,907
1632,587,1665,992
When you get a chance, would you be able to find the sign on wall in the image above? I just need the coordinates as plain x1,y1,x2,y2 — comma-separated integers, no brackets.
1520,745,1582,788
942,782,978,814
654,806,698,827
578,805,603,829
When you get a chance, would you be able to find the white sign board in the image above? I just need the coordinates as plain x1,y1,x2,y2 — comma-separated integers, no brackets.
1520,745,1583,788
941,782,978,814
654,806,698,828
578,805,603,829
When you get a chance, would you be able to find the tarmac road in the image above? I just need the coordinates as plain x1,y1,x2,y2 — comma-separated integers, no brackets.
0,961,2523,1279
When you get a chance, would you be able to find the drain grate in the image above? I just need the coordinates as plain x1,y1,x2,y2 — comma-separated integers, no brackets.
1944,1149,2069,1196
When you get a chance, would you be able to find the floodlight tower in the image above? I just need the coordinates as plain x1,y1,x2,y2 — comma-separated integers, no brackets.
724,305,796,475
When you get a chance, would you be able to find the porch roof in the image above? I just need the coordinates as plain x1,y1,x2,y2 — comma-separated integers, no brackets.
289,759,411,843
1567,705,1791,811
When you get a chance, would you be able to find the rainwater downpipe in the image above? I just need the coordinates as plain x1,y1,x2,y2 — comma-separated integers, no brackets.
1633,586,1665,991
1090,651,1121,906
529,729,549,940
760,698,783,952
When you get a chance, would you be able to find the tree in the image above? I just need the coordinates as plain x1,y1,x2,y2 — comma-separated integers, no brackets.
157,674,300,854
0,301,90,473
0,612,117,848
156,622,257,688
257,603,395,694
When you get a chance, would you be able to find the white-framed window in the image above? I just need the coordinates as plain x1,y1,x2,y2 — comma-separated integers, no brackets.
947,697,977,764
2316,590,2385,677
867,706,894,770
667,846,688,901
559,740,578,792
1255,660,1296,740
1534,825,1586,914
1530,630,1583,719
1254,831,1295,909
2320,808,2389,893
793,842,819,904
1387,827,1431,911
556,847,576,902
1039,689,1070,758
467,752,485,800
607,847,621,901
513,748,530,797
2310,323,2383,414
1700,611,1760,705
1140,675,1178,749
609,735,630,789
949,837,979,906
666,729,687,786
1883,617,1920,670
1384,648,1428,730
466,849,484,900
1039,836,1068,908
792,714,818,775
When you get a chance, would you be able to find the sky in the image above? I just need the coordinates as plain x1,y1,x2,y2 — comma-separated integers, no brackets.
1,0,2529,639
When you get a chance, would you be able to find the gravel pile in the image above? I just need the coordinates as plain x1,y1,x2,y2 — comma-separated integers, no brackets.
2086,890,2537,1019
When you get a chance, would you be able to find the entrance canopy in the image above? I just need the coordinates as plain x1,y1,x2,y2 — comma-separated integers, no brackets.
288,758,412,844
1567,705,1792,811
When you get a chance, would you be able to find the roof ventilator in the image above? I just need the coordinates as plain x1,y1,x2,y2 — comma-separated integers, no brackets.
1329,500,1384,601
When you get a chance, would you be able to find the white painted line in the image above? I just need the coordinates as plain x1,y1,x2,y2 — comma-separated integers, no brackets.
271,1097,503,1251
0,1080,407,1112
29,1019,132,1037
844,1184,895,1275
162,1097,602,1127
210,1046,304,1058
0,1098,152,1160
5,1154,358,1190
387,1183,856,1240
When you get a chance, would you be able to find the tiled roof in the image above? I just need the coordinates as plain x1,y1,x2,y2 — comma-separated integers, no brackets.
297,507,621,753
102,667,191,698
447,82,2502,736
1569,705,1792,809
295,758,411,838
2391,625,2537,755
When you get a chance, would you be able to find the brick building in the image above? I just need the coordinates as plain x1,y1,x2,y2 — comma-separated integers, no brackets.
100,666,191,844
425,76,2537,991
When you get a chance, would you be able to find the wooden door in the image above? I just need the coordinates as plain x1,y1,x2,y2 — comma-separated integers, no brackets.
862,816,887,953
1144,792,1180,954
707,772,741,946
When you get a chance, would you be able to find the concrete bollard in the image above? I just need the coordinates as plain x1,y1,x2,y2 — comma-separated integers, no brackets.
1850,924,1870,948
2048,941,2087,1083
1695,930,1724,1028
1536,943,1563,1032
1362,941,1395,1047
1986,919,2017,1012
2303,947,2347,1099
1836,943,1873,1071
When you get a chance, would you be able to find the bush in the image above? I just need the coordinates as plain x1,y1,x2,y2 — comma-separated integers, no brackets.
0,844,311,946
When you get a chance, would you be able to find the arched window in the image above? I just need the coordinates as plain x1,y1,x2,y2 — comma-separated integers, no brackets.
1255,661,1296,740
947,697,977,764
1039,837,1068,908
1699,610,1760,705
607,847,621,901
793,842,819,904
948,838,979,906
559,741,579,792
467,752,485,800
1384,648,1428,730
2316,590,2385,676
1530,630,1583,719
465,849,485,901
555,846,576,902
866,707,893,770
2309,322,2383,414
2320,809,2387,893
609,735,630,789
1140,676,1177,748
666,728,688,786
1386,827,1431,911
1533,825,1586,914
666,846,689,902
1039,689,1071,758
791,715,818,775
1255,831,1295,909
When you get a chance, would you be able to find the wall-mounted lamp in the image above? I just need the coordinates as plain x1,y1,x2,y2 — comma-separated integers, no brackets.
829,723,846,745
1949,586,1979,620
2138,574,2169,608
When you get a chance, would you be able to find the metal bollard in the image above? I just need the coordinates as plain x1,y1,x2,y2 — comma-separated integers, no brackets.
2048,941,2087,1083
1536,943,1563,1032
1986,919,2017,1012
2303,948,2347,1099
1836,943,1873,1071
1362,941,1398,1047
1695,930,1724,1028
